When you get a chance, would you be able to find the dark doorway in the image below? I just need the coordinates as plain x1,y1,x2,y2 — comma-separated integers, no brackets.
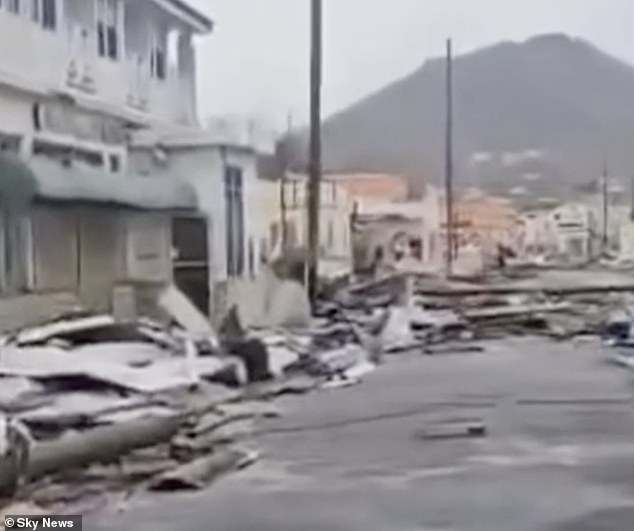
172,215,210,316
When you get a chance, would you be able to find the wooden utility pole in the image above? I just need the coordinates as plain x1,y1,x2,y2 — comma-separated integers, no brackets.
630,176,634,222
307,0,322,305
602,160,609,252
280,112,293,250
444,38,454,277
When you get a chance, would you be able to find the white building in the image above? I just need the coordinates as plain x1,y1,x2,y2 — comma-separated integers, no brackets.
548,203,597,260
0,0,212,329
129,131,261,319
352,185,442,272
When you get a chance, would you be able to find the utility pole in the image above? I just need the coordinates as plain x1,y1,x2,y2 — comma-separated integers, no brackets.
280,112,292,250
307,0,322,305
602,160,609,252
444,38,454,277
630,176,634,222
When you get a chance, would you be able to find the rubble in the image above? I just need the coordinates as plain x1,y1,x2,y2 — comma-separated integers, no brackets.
2,264,633,515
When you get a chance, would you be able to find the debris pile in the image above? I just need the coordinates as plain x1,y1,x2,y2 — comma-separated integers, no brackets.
2,265,634,515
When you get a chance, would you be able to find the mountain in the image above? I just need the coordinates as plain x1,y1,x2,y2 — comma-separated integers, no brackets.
286,34,634,199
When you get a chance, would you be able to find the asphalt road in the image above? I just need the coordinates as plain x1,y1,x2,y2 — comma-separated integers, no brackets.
89,337,634,531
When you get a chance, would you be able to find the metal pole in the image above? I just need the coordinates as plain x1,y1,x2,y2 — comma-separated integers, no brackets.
444,38,454,277
307,0,322,305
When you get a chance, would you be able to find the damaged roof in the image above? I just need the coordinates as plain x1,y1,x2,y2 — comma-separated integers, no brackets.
27,158,198,211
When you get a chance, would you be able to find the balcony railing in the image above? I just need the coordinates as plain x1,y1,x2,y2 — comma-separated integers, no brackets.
0,12,196,126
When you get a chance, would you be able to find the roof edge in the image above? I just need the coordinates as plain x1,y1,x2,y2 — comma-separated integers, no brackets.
153,0,213,33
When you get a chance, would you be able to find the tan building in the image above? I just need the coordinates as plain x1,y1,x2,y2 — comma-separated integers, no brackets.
445,195,521,251
254,173,353,269
328,173,409,208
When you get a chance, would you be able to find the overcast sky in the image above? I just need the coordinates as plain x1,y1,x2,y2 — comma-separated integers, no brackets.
188,0,634,130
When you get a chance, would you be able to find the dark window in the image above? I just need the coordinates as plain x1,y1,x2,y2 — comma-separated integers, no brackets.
97,0,118,60
109,154,120,173
32,103,42,131
32,140,103,168
41,0,55,30
8,0,20,14
224,165,245,277
0,134,21,154
97,23,106,57
248,238,255,278
151,48,166,80
172,217,208,263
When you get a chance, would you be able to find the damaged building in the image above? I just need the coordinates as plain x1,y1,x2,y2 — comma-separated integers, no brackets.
0,0,213,330
351,184,442,273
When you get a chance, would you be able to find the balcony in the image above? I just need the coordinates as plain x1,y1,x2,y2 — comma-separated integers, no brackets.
0,7,197,127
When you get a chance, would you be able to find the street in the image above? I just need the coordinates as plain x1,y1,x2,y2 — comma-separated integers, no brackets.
89,338,634,531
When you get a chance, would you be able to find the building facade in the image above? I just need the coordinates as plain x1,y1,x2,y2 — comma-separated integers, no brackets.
0,0,211,329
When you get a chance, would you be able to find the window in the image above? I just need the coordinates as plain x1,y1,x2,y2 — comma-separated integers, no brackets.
32,140,104,169
224,165,244,277
327,220,334,249
0,134,21,154
150,31,166,80
248,238,255,278
8,0,20,14
109,154,120,173
41,0,55,30
97,0,119,60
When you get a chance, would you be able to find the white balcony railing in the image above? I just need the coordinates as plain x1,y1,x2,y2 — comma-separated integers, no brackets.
0,12,196,126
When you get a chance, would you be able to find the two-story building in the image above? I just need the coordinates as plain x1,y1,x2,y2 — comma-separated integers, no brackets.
0,0,212,329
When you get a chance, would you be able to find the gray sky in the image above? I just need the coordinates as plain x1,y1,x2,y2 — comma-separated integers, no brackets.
189,0,634,130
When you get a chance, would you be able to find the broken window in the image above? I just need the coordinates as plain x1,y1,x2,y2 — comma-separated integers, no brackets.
97,0,119,60
224,165,245,277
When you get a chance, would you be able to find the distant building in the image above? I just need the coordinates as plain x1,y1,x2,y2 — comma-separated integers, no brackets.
548,203,597,260
352,184,442,273
253,173,353,276
440,195,520,255
327,173,410,208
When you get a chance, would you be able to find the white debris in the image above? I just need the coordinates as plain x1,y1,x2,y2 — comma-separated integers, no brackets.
381,307,416,351
15,315,116,346
267,280,311,329
159,285,218,345
266,346,300,379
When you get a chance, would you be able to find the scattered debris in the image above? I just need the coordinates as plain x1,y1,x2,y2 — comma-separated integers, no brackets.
2,263,633,515
415,421,488,440
148,448,258,491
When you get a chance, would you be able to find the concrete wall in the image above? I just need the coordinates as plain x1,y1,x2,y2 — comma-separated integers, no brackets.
0,86,34,138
